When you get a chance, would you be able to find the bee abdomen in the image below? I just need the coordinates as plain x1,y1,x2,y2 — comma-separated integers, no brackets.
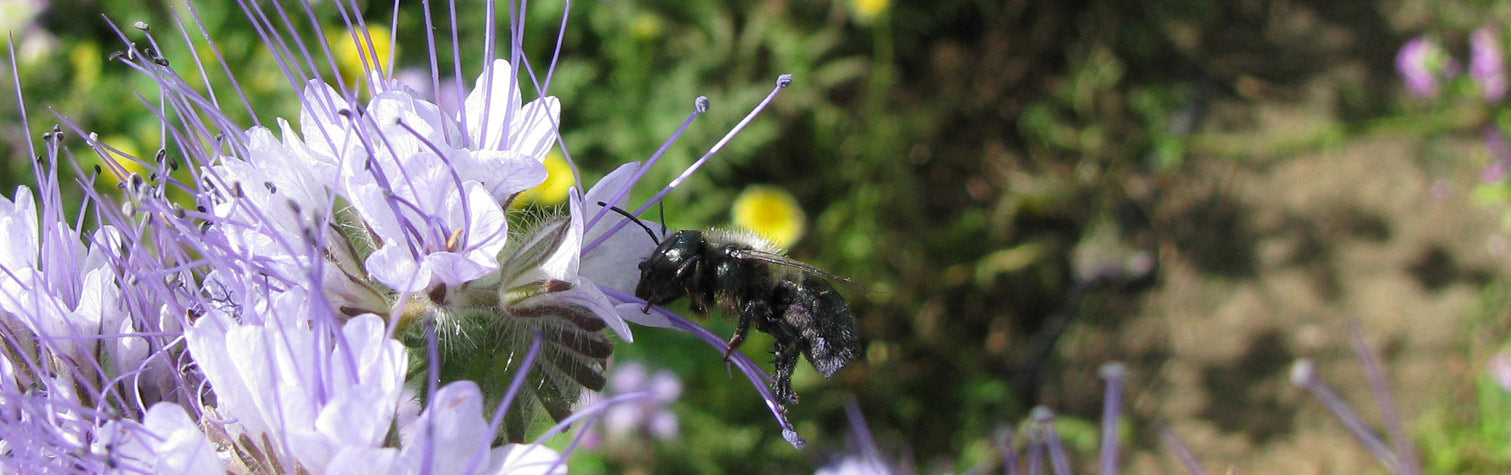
775,275,860,378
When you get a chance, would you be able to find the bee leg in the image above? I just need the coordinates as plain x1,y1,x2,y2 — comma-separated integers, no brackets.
770,337,801,405
722,299,767,361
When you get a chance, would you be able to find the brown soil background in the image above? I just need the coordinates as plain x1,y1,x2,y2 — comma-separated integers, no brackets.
1048,93,1503,471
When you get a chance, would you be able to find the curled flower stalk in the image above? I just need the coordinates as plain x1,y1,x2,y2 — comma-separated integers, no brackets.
2,0,811,470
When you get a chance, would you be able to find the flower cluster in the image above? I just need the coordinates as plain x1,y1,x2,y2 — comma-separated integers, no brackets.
0,1,801,471
1398,25,1506,102
1396,36,1458,99
1398,27,1511,222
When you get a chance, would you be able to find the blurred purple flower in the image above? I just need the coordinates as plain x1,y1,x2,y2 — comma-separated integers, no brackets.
588,361,681,443
1490,350,1511,392
1471,26,1508,102
1483,126,1511,182
1397,36,1456,98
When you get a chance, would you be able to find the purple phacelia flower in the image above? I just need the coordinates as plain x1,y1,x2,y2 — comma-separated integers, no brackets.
3,0,811,469
595,362,682,442
1471,25,1508,102
1397,36,1457,98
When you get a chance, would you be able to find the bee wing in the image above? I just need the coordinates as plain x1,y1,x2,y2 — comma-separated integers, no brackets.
727,248,871,292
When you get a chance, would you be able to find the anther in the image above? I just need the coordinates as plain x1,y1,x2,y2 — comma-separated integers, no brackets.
445,228,464,251
696,96,710,113
777,74,793,88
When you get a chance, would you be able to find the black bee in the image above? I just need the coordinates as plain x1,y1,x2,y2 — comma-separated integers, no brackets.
603,204,861,405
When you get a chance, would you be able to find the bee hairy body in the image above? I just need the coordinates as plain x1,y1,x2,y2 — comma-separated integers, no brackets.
635,229,860,405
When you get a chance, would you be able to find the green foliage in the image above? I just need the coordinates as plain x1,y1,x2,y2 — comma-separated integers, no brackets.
1419,375,1511,472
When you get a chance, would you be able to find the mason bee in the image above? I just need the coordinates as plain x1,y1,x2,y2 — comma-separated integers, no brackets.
604,203,862,405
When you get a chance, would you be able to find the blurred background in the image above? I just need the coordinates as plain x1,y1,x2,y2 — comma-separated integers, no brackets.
6,0,1511,472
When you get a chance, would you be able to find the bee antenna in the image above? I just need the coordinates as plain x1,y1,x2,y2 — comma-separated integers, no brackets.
658,200,668,239
597,201,660,244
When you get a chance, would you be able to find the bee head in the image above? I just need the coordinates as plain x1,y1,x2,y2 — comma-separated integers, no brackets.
634,230,706,304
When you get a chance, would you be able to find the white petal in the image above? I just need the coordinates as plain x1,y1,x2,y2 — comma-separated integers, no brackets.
315,389,390,448
398,381,493,474
0,356,13,394
344,182,403,243
579,223,655,296
326,447,399,475
426,251,495,288
367,90,448,161
485,444,566,475
139,403,227,474
465,149,548,199
367,244,432,293
507,96,561,160
537,196,585,280
569,277,632,342
112,317,148,374
579,163,661,294
0,186,38,273
582,162,643,218
463,59,524,151
297,80,358,170
457,182,511,257
185,318,271,438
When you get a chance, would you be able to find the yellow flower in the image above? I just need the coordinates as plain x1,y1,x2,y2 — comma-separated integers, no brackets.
94,135,145,188
513,152,575,208
69,42,102,89
630,13,664,41
852,0,891,23
328,25,393,85
731,184,807,249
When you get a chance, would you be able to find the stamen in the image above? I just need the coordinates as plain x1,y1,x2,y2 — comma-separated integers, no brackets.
1098,362,1127,474
597,285,805,448
1156,422,1208,475
634,75,793,217
1347,321,1420,475
1291,358,1401,471
584,95,709,236
1031,406,1071,475
445,228,464,252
